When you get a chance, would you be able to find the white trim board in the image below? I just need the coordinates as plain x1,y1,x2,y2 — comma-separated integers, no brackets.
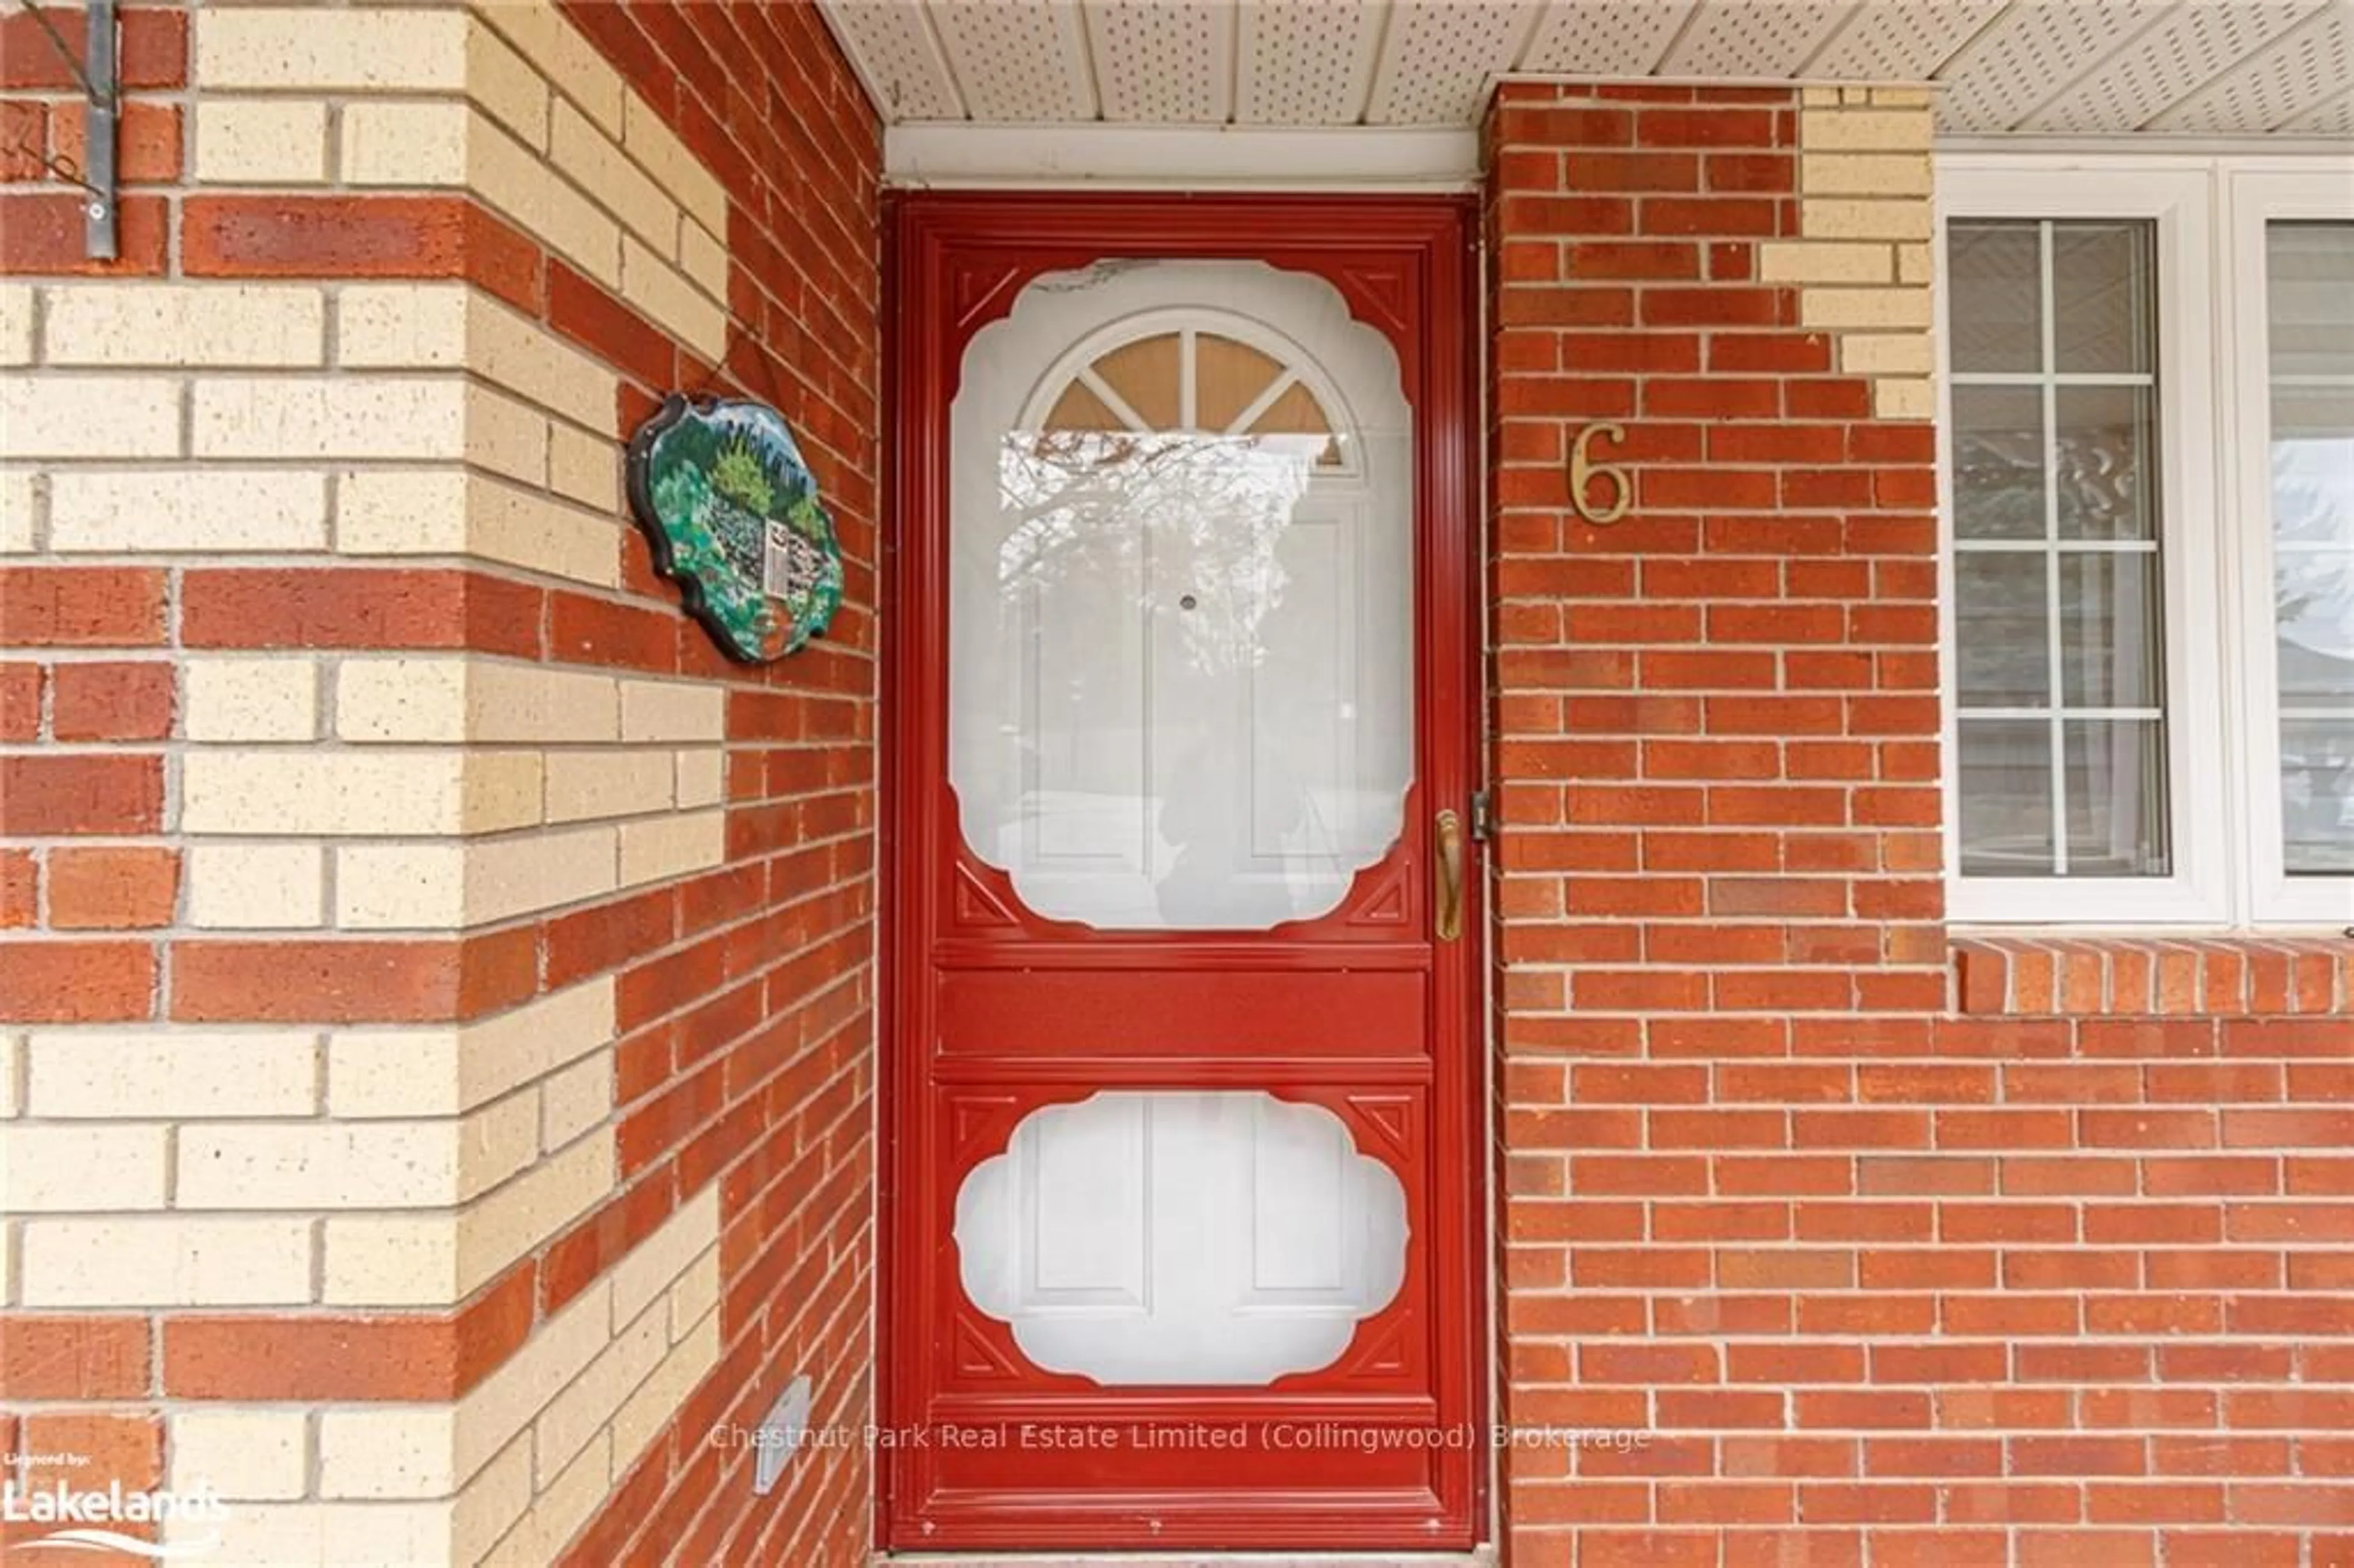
1940,137,2354,161
883,124,1481,189
880,124,2351,190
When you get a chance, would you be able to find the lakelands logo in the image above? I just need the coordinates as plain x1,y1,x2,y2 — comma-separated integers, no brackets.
1,1474,229,1559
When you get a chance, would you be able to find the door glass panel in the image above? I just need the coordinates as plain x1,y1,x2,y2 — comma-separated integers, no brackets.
950,261,1414,928
2263,222,2354,875
954,1092,1409,1386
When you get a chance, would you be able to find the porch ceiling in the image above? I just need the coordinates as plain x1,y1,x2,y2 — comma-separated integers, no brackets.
818,0,2352,139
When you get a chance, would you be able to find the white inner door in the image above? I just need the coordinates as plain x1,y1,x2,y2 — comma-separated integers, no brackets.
954,1092,1408,1386
948,259,1415,930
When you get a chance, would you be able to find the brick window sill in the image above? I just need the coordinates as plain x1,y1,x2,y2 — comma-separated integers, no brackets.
1952,932,2354,1016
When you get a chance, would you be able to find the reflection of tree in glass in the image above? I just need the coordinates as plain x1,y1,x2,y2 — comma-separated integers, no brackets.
2269,441,2354,867
1954,420,2043,537
1957,416,2149,539
2271,447,2354,668
994,429,1320,676
2055,424,2142,536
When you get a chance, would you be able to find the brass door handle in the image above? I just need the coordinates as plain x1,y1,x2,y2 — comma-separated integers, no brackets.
1434,808,1464,942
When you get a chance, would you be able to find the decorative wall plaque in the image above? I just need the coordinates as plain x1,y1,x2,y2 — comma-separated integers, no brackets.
625,395,845,661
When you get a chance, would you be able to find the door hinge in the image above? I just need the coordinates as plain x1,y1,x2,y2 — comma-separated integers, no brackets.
1469,788,1492,842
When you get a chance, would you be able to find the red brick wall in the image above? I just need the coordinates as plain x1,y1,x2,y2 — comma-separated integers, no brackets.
3,10,197,1537
1,0,186,1056
0,1,182,276
1488,82,2354,1568
546,6,881,1563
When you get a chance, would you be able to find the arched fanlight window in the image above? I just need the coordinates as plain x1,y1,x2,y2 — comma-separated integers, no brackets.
1030,324,1350,471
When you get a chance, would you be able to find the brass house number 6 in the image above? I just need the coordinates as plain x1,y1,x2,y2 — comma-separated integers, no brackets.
1568,422,1632,526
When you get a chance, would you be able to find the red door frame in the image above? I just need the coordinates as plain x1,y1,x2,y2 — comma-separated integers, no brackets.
878,191,1485,1552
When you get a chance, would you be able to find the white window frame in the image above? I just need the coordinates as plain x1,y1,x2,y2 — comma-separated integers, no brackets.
1936,161,2230,926
2223,166,2354,925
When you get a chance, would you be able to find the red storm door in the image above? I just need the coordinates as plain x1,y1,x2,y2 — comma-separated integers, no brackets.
882,193,1481,1551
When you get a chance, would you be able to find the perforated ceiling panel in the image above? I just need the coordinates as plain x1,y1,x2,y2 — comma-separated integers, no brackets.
1236,0,1387,123
2030,0,2326,133
925,0,1096,121
1364,0,1538,124
1090,0,1236,122
1808,0,2006,83
1517,0,1693,76
818,0,966,120
816,0,2354,138
1938,0,2178,132
1660,0,1854,78
2282,71,2354,134
2154,3,2351,132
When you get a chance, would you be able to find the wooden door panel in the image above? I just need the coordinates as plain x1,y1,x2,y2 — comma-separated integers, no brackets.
934,970,1432,1060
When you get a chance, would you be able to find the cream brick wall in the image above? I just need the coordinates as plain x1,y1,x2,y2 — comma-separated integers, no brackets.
183,659,322,742
194,99,332,184
180,751,545,837
340,285,617,432
0,470,35,553
188,5,730,359
23,1030,321,1118
9,979,616,1306
548,422,621,512
155,655,732,933
185,843,330,928
19,1217,318,1307
47,284,326,367
170,1409,312,1501
193,8,474,91
0,0,741,1281
163,1192,722,1566
1,1124,171,1211
6,8,755,1564
0,375,181,459
0,1036,22,1118
0,282,35,363
547,750,676,824
49,469,330,553
1778,86,1941,421
549,101,672,255
337,468,623,584
326,977,614,1120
